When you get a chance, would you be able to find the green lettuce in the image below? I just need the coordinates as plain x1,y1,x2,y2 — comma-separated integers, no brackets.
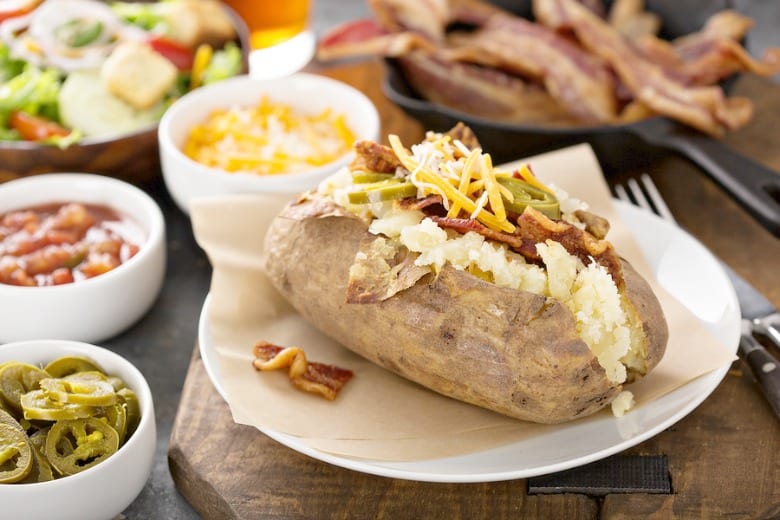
0,43,25,83
0,64,63,128
110,1,173,32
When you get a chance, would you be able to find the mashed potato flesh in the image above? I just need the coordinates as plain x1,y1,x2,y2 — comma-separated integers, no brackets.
377,209,632,385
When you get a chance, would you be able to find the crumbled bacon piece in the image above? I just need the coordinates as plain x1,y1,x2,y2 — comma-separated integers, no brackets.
515,207,624,288
429,215,524,250
252,341,354,400
350,140,402,173
431,207,624,288
396,194,444,212
574,209,610,239
445,122,481,150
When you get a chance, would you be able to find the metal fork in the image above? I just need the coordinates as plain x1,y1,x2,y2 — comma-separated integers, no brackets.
614,174,780,419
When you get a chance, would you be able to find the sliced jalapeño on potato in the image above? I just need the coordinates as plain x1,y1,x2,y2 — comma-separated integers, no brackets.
348,179,418,204
496,176,560,220
351,171,395,183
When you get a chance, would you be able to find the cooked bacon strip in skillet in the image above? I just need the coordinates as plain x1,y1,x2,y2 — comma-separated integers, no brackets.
608,0,661,40
397,52,582,125
316,19,435,62
368,0,450,40
577,0,606,18
533,0,753,135
415,0,618,122
320,0,615,123
317,0,778,131
445,14,618,122
633,11,780,86
252,341,354,400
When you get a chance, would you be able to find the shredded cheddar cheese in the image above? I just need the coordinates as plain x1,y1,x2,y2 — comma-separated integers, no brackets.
515,163,554,194
184,96,356,176
388,134,520,233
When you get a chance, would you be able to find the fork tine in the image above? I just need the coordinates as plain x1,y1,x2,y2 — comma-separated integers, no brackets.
639,174,678,225
613,174,678,226
614,183,630,204
626,177,654,213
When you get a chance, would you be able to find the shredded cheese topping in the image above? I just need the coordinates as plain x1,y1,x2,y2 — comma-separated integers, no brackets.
387,133,554,233
184,95,356,175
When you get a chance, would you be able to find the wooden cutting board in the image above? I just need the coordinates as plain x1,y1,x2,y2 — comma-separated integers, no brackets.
167,344,779,519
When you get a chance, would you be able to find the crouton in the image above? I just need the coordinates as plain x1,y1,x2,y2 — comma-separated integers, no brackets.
101,42,178,110
165,0,237,49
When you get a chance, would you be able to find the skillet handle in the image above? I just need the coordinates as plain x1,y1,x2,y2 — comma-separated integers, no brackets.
634,124,780,237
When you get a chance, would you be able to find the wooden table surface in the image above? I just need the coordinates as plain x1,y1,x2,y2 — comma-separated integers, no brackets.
168,60,780,519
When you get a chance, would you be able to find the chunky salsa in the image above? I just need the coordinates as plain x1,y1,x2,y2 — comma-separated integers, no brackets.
0,202,143,287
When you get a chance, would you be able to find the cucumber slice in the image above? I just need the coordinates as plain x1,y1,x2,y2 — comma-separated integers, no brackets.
57,70,159,137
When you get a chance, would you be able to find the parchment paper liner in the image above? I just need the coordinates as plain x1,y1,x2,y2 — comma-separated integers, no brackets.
191,143,737,462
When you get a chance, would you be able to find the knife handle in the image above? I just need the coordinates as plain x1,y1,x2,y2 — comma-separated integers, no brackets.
740,335,780,421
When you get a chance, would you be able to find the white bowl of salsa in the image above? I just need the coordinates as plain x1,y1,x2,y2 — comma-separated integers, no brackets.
0,174,166,343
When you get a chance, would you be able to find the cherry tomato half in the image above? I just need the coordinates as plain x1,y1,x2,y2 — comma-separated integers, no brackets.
148,36,195,71
8,111,71,141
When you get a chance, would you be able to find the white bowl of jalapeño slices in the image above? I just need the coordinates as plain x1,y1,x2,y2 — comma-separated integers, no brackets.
0,339,155,520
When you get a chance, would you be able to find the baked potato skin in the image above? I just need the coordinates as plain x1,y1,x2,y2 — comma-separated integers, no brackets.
263,197,667,424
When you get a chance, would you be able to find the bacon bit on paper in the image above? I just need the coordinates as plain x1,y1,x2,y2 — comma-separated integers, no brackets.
251,341,354,400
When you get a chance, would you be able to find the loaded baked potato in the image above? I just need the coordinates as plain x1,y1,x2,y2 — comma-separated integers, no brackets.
263,125,668,424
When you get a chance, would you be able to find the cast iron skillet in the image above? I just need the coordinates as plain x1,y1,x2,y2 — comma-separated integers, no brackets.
381,0,780,237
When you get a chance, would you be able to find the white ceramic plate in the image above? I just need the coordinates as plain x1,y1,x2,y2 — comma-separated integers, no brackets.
198,201,740,482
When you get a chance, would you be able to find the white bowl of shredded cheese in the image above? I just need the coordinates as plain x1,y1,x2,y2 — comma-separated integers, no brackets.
158,73,380,214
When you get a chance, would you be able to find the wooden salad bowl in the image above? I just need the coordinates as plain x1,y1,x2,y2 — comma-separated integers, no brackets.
0,2,250,186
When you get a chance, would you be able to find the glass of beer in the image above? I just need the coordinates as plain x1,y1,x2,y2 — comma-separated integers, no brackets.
221,0,315,78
